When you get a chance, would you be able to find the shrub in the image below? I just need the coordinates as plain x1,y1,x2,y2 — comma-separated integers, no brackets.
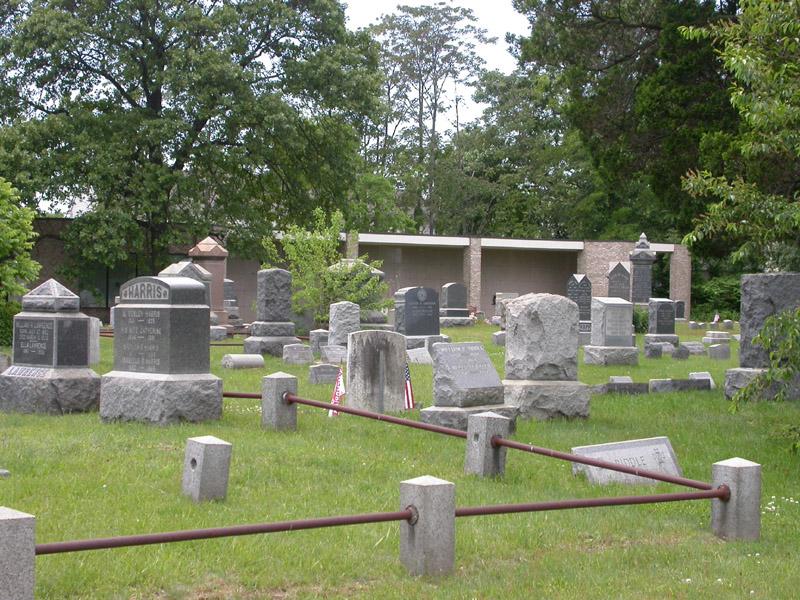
632,306,649,334
0,301,19,347
691,275,741,321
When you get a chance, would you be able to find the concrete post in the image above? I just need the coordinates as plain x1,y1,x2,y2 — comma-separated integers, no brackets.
261,372,298,430
182,436,233,502
463,237,482,313
465,412,512,477
399,476,455,576
711,457,761,541
0,507,35,600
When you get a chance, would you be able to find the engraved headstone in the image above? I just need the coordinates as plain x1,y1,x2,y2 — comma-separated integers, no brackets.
430,343,503,407
346,330,407,413
629,233,656,303
440,283,469,317
394,287,440,336
607,262,631,301
0,279,100,414
590,297,634,347
648,298,675,334
243,269,300,356
223,278,243,326
99,276,222,424
566,274,592,322
675,301,686,319
572,436,682,485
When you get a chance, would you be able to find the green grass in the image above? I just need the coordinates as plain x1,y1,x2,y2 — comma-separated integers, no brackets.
2,324,799,599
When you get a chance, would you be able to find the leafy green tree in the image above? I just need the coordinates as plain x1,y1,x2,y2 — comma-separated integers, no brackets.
0,0,380,279
0,177,40,299
262,208,390,326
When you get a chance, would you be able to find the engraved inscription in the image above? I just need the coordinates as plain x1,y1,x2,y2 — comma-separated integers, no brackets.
434,344,500,389
656,303,675,334
13,318,54,366
121,281,170,302
605,308,630,337
573,437,681,485
5,365,48,378
116,308,166,373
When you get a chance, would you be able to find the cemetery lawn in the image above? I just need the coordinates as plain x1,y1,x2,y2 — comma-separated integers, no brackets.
2,323,800,599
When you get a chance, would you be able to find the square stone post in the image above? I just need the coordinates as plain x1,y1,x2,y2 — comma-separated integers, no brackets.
400,476,455,576
465,412,512,477
0,507,35,600
182,436,233,502
711,457,761,541
345,231,359,259
463,237,482,313
261,372,298,430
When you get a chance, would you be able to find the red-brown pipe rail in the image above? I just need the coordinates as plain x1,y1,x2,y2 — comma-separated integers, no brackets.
223,391,262,399
281,392,714,490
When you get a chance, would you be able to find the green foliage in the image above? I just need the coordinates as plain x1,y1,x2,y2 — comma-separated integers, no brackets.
691,275,741,321
632,307,649,334
0,300,19,346
262,208,389,325
0,176,40,299
0,0,381,275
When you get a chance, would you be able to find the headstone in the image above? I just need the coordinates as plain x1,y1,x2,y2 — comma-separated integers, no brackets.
681,341,706,355
223,278,244,326
159,260,213,308
282,343,313,365
406,334,449,350
689,372,716,389
629,233,656,304
0,354,9,371
566,274,592,322
644,344,662,359
688,321,699,330
440,282,469,317
394,287,440,336
346,330,407,413
673,344,690,360
320,344,347,364
209,326,227,341
309,363,341,385
188,236,229,324
607,262,631,301
243,269,300,357
675,301,686,319
739,273,800,368
110,295,120,329
572,436,682,485
723,319,734,329
648,298,675,334
649,378,711,392
429,343,503,407
709,344,731,360
0,279,101,414
99,276,222,424
88,316,101,365
584,345,638,366
492,331,506,346
584,297,638,366
328,301,360,346
309,329,329,356
221,354,264,369
609,376,633,384
502,293,589,420
182,435,232,502
406,347,433,365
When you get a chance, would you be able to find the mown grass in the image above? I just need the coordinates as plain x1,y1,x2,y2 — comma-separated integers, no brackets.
1,322,799,599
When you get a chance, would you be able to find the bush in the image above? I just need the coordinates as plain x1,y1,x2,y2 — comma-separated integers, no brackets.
632,306,649,334
0,301,20,347
691,275,740,321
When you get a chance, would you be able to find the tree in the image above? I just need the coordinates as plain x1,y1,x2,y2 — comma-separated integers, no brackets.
262,208,389,326
0,0,380,279
0,177,40,300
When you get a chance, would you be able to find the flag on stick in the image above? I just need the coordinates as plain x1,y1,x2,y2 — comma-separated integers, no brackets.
329,366,345,417
404,362,415,410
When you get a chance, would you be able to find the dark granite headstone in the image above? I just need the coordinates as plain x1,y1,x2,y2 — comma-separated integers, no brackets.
648,298,675,335
395,287,440,336
566,274,592,321
440,282,468,317
629,233,656,304
675,301,685,319
607,263,630,301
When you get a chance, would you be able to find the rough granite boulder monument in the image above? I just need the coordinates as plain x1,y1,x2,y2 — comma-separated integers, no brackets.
188,236,229,325
566,274,592,345
244,269,300,357
644,298,679,348
629,233,656,304
502,293,589,420
421,342,517,431
0,279,100,414
583,297,639,366
725,273,800,400
100,276,222,424
346,330,407,413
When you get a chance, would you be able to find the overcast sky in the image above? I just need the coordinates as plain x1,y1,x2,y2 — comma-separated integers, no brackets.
343,0,531,124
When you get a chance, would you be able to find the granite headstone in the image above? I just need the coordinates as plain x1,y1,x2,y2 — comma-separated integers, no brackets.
566,274,592,322
607,262,631,301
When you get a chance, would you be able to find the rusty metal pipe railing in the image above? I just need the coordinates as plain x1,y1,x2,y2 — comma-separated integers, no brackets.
491,437,713,491
223,391,261,399
455,486,729,518
283,393,467,439
35,510,414,556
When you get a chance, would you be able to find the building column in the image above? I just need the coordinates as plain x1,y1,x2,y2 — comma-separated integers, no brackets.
669,244,692,317
345,231,359,259
463,237,482,312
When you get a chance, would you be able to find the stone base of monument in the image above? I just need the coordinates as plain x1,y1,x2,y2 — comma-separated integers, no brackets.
0,367,100,414
724,368,800,401
643,334,679,347
359,323,394,331
503,380,590,420
405,334,450,349
420,405,518,432
681,341,706,355
439,317,474,327
583,345,639,366
100,371,222,424
243,335,301,357
209,326,228,341
578,332,591,346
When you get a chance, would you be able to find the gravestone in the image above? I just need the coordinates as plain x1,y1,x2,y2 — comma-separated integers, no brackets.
244,269,300,357
188,236,229,324
328,301,360,346
309,329,329,356
571,436,682,485
346,330,407,413
607,262,631,301
675,301,686,319
223,278,243,326
0,279,100,414
566,274,592,321
502,293,589,420
725,273,800,400
407,346,433,365
282,343,313,365
644,298,678,348
320,344,347,364
440,283,470,326
159,260,212,308
88,317,101,365
99,276,222,424
584,297,638,366
394,287,440,336
309,363,341,385
629,233,656,303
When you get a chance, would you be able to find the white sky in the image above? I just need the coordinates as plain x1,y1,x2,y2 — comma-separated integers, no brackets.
344,0,531,125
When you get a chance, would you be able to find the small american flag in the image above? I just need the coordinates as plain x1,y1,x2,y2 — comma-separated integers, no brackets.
404,362,415,410
329,366,345,417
